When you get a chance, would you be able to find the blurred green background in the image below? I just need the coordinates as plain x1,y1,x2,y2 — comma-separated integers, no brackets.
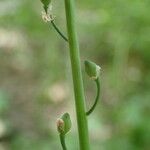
0,0,150,149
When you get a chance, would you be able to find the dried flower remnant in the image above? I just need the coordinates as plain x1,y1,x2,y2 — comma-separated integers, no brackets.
42,11,55,22
57,118,65,134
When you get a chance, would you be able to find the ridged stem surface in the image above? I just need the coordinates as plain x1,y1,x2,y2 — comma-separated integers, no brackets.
64,0,90,149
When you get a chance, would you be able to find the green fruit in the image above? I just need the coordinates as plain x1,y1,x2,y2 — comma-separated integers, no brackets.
40,0,51,13
40,0,51,6
61,113,72,134
57,113,72,135
84,60,101,80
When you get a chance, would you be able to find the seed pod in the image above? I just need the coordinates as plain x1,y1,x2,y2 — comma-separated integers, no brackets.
84,60,101,80
40,0,51,6
40,0,51,13
57,113,71,135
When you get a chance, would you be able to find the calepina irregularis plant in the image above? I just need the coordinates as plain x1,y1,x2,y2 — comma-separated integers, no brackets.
40,0,101,150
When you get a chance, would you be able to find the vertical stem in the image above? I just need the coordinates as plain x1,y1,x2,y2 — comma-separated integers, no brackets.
60,134,67,150
64,0,90,150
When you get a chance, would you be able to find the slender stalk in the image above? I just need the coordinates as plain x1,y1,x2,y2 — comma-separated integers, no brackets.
64,0,90,149
86,78,100,116
60,134,67,150
50,21,68,42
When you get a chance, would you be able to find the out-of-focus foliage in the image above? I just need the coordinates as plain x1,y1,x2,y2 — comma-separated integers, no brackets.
0,0,150,150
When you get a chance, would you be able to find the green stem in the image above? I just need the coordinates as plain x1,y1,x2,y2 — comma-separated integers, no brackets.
86,78,100,116
50,21,68,42
60,134,67,150
64,0,90,150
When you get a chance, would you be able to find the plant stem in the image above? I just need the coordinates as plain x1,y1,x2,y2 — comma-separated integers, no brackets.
50,21,68,42
86,78,100,116
60,134,67,150
64,0,90,150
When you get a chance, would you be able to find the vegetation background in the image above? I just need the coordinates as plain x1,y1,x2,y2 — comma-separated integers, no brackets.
0,0,150,149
